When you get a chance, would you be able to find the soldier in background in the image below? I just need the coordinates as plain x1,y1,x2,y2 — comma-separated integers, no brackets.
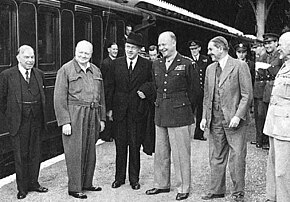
148,45,160,61
188,40,211,141
253,33,283,150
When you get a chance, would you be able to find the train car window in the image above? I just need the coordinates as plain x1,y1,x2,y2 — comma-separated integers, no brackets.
38,6,60,72
92,15,103,66
103,20,116,59
116,20,125,56
75,13,92,44
19,3,37,52
61,10,74,66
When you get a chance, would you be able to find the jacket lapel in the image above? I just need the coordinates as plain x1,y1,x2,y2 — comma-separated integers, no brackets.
131,57,142,82
209,63,217,98
10,66,22,110
167,53,181,73
219,56,235,87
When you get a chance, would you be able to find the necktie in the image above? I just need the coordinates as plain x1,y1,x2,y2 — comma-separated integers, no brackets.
216,63,222,78
25,70,30,83
129,61,133,75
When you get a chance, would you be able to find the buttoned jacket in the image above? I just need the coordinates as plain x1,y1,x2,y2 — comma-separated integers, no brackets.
192,54,211,91
202,56,253,128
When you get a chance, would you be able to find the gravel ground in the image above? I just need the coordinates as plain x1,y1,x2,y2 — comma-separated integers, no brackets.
0,119,269,202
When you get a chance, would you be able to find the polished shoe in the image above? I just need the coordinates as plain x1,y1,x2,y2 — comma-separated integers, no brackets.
194,136,207,141
83,186,102,191
130,182,140,190
28,186,48,193
145,188,170,195
68,191,87,199
17,191,27,199
231,192,245,202
265,199,276,202
111,180,125,188
176,193,189,200
201,193,225,200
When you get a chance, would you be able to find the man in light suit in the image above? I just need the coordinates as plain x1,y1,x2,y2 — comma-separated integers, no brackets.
264,32,290,202
107,32,153,190
200,36,253,201
0,45,48,199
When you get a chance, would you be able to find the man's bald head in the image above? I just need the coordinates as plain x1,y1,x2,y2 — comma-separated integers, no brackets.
158,31,177,58
75,40,93,65
17,45,35,70
278,32,290,60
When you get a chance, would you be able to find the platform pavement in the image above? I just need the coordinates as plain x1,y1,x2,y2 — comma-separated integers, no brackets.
0,122,269,201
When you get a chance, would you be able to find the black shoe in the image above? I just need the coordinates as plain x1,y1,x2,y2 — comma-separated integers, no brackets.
262,144,270,150
256,143,262,148
176,193,189,200
131,182,140,190
201,193,225,200
145,188,170,195
231,191,245,202
28,186,48,193
68,191,87,199
17,191,27,199
83,186,102,191
250,141,257,145
111,180,125,188
194,137,207,141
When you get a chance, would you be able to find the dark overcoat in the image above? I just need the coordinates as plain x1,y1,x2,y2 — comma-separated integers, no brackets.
0,66,46,136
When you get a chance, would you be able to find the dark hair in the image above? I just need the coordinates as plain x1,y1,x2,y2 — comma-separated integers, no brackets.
149,45,157,51
106,41,117,49
210,36,229,51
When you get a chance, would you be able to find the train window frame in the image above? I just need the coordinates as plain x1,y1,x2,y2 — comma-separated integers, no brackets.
75,12,92,45
37,5,60,72
61,9,74,66
0,1,17,69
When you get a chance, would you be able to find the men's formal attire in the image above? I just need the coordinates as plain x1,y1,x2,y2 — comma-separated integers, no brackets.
100,56,114,141
152,53,200,194
202,55,252,195
191,54,211,140
264,62,290,202
254,50,282,147
107,55,152,185
54,59,106,192
0,66,46,194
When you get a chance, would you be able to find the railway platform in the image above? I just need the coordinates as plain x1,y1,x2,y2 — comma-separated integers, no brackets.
0,121,268,202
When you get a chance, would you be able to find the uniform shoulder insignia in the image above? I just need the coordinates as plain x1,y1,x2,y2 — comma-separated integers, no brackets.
181,55,194,62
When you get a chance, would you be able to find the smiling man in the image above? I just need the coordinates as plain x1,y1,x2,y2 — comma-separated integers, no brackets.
54,40,106,199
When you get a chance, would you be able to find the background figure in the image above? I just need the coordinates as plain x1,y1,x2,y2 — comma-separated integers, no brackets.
54,40,105,199
254,33,283,150
148,45,160,61
0,45,48,199
107,32,153,190
146,31,200,201
188,40,211,141
100,42,118,142
124,24,133,40
200,36,253,202
264,31,290,202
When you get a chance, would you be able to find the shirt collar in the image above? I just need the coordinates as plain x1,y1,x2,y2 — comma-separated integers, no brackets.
18,64,31,76
76,61,91,73
218,54,229,70
192,54,200,61
126,55,138,69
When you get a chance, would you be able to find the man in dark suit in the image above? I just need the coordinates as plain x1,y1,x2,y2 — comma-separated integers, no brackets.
145,31,200,201
188,40,211,141
200,36,253,201
99,42,118,142
107,32,152,190
0,45,48,199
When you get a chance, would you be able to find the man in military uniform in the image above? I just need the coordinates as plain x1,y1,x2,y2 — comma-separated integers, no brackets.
188,40,211,141
253,33,282,149
145,31,200,201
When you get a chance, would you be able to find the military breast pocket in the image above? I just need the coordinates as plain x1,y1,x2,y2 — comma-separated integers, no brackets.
68,75,82,94
172,70,185,77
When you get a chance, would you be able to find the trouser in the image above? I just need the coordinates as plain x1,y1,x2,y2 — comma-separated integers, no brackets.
266,137,290,202
254,98,268,145
194,97,204,139
114,113,142,184
209,109,247,194
154,125,191,193
11,113,42,193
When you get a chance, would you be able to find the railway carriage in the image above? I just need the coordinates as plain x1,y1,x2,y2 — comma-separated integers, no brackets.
0,0,252,178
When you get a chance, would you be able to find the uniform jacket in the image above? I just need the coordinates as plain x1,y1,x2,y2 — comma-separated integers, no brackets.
264,63,290,141
202,56,253,127
100,56,113,110
107,55,152,122
254,50,282,100
153,53,201,127
192,54,211,92
0,66,46,136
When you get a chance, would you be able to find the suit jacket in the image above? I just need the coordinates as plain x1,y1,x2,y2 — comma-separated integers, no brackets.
0,66,46,136
202,56,253,128
193,54,211,91
107,55,153,122
100,56,113,110
153,53,201,127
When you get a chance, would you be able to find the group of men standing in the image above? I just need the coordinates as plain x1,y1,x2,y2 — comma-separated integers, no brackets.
1,28,290,202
